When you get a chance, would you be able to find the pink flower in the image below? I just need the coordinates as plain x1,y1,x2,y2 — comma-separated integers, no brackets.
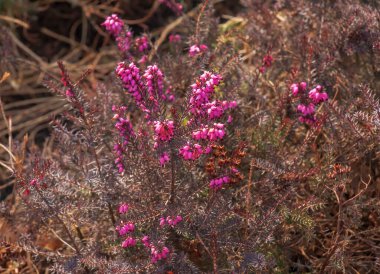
116,222,135,236
135,35,149,52
65,89,74,97
143,65,164,104
192,124,225,141
118,203,129,214
189,72,223,115
290,82,307,96
30,179,37,186
161,246,170,257
138,55,148,64
102,14,124,36
290,83,299,96
189,45,200,56
308,85,328,104
112,106,135,173
210,176,230,190
189,44,208,57
199,44,208,51
179,143,203,160
159,215,183,228
159,217,166,227
116,30,133,53
297,104,315,116
116,62,144,103
300,82,307,90
263,54,273,67
169,34,181,43
259,54,273,73
175,215,182,223
121,237,136,248
142,235,150,247
159,152,170,166
153,120,174,141
299,115,316,125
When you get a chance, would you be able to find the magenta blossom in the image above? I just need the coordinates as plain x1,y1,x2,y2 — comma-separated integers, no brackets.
189,44,208,57
192,124,225,141
135,35,149,52
121,237,136,248
160,215,183,228
179,143,203,160
116,30,133,53
118,203,129,214
159,152,170,166
210,176,231,189
116,62,144,103
309,85,328,104
150,245,170,263
153,120,174,142
290,82,307,96
297,104,315,116
102,14,124,36
116,222,135,236
141,235,150,247
169,34,181,43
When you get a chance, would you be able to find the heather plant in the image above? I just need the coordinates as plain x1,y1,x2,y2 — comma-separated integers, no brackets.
1,0,379,273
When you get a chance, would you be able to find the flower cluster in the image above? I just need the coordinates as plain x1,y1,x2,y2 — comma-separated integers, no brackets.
159,152,170,166
118,203,129,214
291,82,329,124
259,53,274,73
205,100,237,119
290,81,307,96
116,62,144,103
116,30,133,53
179,143,203,160
116,62,169,116
153,120,174,142
178,71,237,166
102,14,124,37
135,35,149,52
192,123,225,141
102,14,151,59
116,222,135,236
115,204,137,248
159,215,183,227
112,105,135,173
143,65,164,106
189,44,208,57
189,71,223,114
210,176,231,189
309,85,328,104
121,237,137,248
141,236,170,263
169,34,181,43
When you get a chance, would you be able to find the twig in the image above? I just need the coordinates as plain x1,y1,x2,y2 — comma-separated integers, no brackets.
40,27,90,52
244,159,254,240
36,188,81,255
7,31,47,67
0,15,30,29
149,6,198,61
342,176,371,206
0,161,13,173
195,0,210,42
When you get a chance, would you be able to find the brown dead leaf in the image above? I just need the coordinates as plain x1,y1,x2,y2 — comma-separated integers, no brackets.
0,72,10,84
